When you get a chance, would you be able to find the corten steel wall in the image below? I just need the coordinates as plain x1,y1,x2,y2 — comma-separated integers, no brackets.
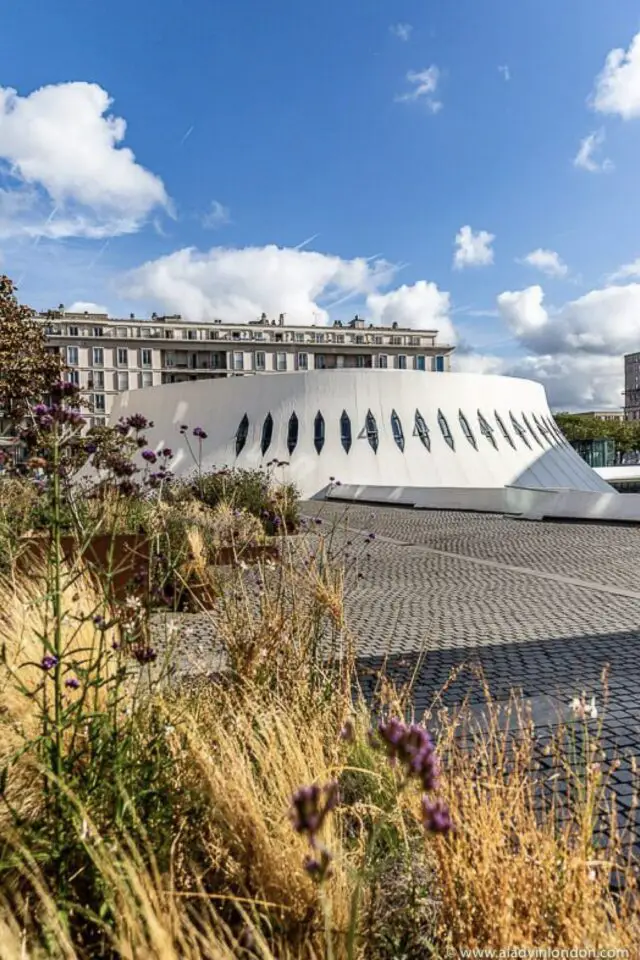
109,370,613,501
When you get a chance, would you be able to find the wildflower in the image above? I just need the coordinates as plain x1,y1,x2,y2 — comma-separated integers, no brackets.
329,476,335,482
125,413,151,431
421,796,453,834
141,449,157,464
41,655,58,671
290,781,339,840
375,718,440,791
570,693,598,721
304,848,333,882
339,719,356,743
180,424,188,433
162,448,173,458
314,517,322,525
132,646,158,665
93,615,107,630
85,441,98,454
192,426,208,439
65,676,80,690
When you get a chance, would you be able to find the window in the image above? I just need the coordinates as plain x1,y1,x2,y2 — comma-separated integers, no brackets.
92,327,103,337
522,413,544,448
297,352,308,370
378,355,388,369
438,409,455,450
66,369,80,386
261,413,274,455
276,352,287,371
67,346,78,365
255,351,266,371
478,411,498,449
117,371,129,391
397,355,407,370
316,354,326,369
414,409,431,450
295,332,305,343
532,413,550,443
365,409,379,453
415,356,426,371
187,329,198,340
314,411,325,454
459,410,477,449
117,327,129,338
141,348,152,367
92,371,105,390
236,414,249,456
391,410,404,451
340,410,352,453
94,394,106,412
68,325,79,337
435,355,445,372
509,412,531,449
233,351,244,371
117,347,128,366
287,413,299,454
495,411,515,449
140,372,153,389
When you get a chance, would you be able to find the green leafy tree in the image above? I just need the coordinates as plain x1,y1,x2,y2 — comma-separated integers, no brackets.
0,275,62,426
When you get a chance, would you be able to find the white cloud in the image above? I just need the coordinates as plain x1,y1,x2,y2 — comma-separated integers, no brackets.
520,248,568,278
497,282,640,356
607,257,640,282
123,243,390,325
0,82,168,239
202,200,231,229
395,67,442,113
66,301,108,314
367,280,455,343
590,30,640,119
453,225,495,269
456,350,622,411
573,129,613,173
498,65,511,82
390,22,412,41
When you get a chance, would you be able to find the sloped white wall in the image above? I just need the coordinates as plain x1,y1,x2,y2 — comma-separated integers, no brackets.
110,370,612,499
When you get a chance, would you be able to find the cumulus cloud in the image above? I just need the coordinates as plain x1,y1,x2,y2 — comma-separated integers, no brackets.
0,82,168,238
395,67,442,112
67,301,109,314
202,200,231,229
497,282,640,357
367,280,456,343
573,129,613,173
453,225,495,269
590,30,640,119
456,350,623,411
520,248,568,278
390,22,412,41
607,257,640,282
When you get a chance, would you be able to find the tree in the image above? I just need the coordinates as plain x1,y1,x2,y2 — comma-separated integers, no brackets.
0,275,62,427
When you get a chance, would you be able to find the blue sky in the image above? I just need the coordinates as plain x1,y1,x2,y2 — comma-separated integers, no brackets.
2,0,640,409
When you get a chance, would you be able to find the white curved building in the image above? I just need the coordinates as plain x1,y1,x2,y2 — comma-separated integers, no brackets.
111,370,640,522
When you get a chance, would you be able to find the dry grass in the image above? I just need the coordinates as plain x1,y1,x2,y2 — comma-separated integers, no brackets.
430,693,640,951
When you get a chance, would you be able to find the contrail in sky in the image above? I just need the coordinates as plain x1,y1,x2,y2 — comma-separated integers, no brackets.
294,233,319,250
179,125,194,144
87,239,110,270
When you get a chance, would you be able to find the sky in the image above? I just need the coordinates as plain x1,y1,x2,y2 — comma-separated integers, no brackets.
2,1,640,410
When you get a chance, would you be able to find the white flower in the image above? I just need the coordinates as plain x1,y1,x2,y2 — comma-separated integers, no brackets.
570,692,598,721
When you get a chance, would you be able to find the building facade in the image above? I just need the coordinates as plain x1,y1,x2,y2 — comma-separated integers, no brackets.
40,310,454,426
571,410,624,422
624,352,640,420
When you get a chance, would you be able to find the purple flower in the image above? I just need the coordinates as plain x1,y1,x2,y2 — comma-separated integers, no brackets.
304,848,333,882
421,797,453,834
65,677,80,690
193,426,208,440
161,448,173,458
85,441,98,454
339,719,355,743
314,517,322,525
179,424,188,433
93,615,107,630
290,781,339,839
41,655,58,671
141,449,157,464
33,403,50,416
132,646,158,665
375,718,440,792
125,413,151,431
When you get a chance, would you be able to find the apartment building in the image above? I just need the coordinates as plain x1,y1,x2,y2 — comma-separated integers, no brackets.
40,309,455,425
625,352,640,420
